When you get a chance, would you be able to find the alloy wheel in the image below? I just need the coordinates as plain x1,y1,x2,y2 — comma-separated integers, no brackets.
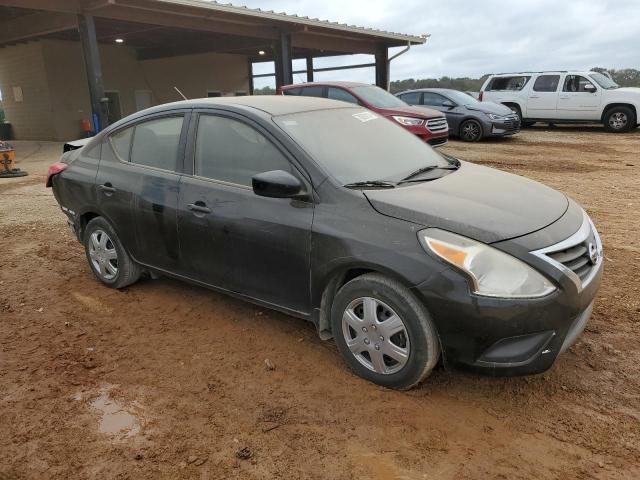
609,112,628,131
89,229,119,281
342,297,410,375
461,121,481,141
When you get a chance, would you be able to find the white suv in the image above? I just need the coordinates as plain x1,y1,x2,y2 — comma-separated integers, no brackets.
479,71,640,132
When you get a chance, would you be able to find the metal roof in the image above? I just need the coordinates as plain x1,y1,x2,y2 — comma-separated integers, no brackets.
157,0,428,44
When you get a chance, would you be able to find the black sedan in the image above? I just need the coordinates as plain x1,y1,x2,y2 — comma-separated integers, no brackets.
47,96,602,389
396,88,520,141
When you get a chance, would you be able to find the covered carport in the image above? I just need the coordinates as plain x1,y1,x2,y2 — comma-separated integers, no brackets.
0,0,426,139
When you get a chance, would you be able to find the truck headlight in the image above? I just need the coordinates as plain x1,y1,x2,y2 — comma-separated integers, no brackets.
392,116,425,126
419,229,556,298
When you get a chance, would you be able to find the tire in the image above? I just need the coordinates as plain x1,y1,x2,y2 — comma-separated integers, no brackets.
603,106,635,133
83,217,141,289
505,103,523,123
459,119,483,142
522,121,536,128
331,273,440,390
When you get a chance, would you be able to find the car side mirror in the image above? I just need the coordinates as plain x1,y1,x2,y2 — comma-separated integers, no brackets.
252,170,304,199
442,100,456,108
584,84,597,93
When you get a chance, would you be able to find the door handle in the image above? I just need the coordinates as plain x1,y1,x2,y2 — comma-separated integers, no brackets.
187,202,211,214
529,96,540,99
98,183,116,194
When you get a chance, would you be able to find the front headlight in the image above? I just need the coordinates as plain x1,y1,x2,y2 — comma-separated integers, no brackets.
485,113,505,120
392,116,425,126
419,228,556,298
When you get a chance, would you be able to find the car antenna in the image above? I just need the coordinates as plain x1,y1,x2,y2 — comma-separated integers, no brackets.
174,86,188,100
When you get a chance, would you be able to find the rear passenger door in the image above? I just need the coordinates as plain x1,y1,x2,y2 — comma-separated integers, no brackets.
526,75,561,118
178,111,314,313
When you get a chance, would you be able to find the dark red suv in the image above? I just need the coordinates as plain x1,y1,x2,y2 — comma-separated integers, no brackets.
278,81,449,146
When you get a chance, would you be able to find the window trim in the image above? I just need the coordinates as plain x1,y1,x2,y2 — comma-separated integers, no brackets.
188,109,311,193
106,110,190,174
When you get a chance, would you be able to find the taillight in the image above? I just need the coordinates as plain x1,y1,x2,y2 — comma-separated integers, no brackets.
479,91,484,102
46,162,67,188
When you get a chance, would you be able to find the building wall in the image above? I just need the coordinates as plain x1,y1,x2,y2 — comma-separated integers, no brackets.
0,42,56,140
0,39,251,141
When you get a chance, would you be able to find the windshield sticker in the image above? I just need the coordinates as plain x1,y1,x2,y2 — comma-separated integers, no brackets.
352,111,378,123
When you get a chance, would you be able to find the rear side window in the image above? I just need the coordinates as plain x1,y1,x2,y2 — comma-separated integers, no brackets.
327,87,359,104
282,87,302,96
109,127,133,161
299,86,325,98
398,92,420,105
487,76,530,91
195,115,293,187
533,75,560,92
130,116,184,171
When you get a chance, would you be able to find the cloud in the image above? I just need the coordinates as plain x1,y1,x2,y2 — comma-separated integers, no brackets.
241,0,639,86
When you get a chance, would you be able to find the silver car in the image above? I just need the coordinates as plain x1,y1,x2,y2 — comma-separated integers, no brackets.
396,88,520,141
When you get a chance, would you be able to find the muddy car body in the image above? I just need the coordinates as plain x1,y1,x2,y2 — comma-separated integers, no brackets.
47,96,603,389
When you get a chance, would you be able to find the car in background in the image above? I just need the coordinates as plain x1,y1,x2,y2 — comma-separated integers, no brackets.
479,71,640,132
396,88,520,141
278,81,449,146
47,96,603,390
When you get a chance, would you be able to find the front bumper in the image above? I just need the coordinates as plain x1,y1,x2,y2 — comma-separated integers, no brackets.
488,117,521,137
411,211,604,376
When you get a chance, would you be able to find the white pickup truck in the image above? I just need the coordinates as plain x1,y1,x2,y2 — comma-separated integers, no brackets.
479,71,640,132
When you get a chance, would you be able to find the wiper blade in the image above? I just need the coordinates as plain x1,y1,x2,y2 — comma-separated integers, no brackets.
398,164,459,184
343,180,395,189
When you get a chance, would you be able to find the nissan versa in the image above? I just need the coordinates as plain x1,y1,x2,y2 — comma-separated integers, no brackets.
47,96,603,390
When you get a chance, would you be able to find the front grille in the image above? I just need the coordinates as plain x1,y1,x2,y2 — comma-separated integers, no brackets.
426,117,448,133
532,211,602,290
502,114,521,131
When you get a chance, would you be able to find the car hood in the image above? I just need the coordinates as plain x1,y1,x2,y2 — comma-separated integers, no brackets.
364,161,568,244
465,102,514,115
376,105,444,119
611,87,640,96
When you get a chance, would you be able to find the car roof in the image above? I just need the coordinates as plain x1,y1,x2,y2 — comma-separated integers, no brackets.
131,95,354,118
489,71,595,77
282,81,372,89
398,88,458,95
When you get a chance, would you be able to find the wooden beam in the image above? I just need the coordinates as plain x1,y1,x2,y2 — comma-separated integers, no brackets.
0,11,77,45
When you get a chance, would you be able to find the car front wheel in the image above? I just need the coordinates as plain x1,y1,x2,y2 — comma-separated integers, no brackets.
331,273,440,390
84,217,141,289
604,106,636,133
460,119,483,141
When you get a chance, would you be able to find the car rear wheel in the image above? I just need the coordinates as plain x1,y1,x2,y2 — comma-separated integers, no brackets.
84,217,141,289
460,119,483,141
604,106,635,133
331,273,440,390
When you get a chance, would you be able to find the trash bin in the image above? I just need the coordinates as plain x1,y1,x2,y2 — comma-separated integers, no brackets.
0,122,13,140
0,141,27,178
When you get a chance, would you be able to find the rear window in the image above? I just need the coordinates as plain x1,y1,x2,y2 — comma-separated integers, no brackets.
487,76,530,91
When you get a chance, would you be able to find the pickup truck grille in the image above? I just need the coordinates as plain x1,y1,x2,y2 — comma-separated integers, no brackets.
426,117,448,133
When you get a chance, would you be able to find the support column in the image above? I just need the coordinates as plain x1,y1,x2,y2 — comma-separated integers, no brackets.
78,14,108,132
274,32,293,89
375,44,389,91
248,59,254,95
306,56,314,83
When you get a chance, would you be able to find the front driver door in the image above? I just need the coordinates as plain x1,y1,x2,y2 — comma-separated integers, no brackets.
557,75,602,120
178,111,314,314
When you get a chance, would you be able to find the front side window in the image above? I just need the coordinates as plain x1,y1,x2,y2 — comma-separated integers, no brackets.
563,75,596,92
422,92,448,107
109,127,133,161
195,115,293,187
327,87,359,105
130,116,184,171
533,75,560,92
398,92,421,105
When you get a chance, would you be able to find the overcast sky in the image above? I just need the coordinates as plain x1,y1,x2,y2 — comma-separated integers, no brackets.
238,0,640,88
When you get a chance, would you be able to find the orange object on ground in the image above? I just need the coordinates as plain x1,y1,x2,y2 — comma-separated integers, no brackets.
0,142,27,178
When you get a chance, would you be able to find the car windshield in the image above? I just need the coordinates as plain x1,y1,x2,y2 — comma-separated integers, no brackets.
589,72,619,90
274,108,448,185
441,90,479,105
351,86,408,109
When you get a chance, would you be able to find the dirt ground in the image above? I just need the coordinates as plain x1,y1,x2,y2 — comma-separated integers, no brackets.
1,126,639,480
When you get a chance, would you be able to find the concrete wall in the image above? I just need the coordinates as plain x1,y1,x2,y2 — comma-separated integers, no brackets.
0,39,251,141
0,42,56,140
